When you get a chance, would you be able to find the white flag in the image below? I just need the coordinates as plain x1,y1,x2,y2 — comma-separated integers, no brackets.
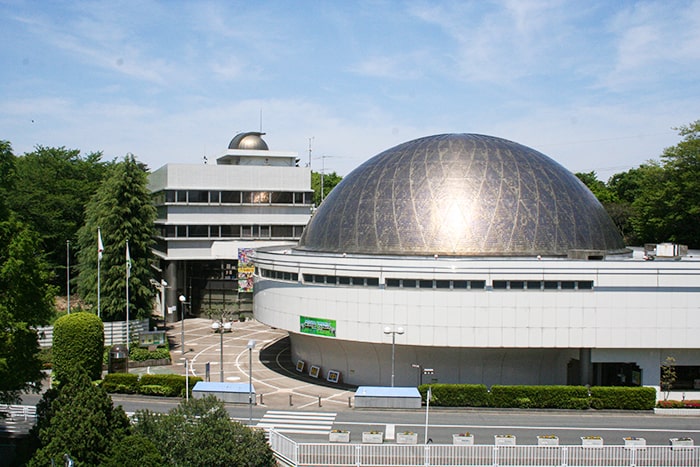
126,242,131,279
98,229,104,261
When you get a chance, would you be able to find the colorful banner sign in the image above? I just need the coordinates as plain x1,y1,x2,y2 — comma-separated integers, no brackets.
300,316,337,337
237,248,255,292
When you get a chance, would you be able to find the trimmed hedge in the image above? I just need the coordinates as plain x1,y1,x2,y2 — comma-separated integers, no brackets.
53,312,104,382
490,385,590,409
418,384,489,407
101,373,139,394
590,386,656,410
418,384,655,410
101,373,202,398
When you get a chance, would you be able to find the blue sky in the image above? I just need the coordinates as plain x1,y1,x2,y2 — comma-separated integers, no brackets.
2,0,699,180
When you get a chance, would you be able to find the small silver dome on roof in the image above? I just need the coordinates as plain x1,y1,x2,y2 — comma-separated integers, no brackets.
228,132,269,150
297,133,627,257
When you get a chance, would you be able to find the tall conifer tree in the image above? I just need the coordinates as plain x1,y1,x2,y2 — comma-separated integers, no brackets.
76,155,156,321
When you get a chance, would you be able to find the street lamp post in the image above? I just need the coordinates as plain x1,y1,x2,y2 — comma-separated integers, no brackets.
219,319,224,382
383,326,405,387
247,339,256,425
182,357,189,402
179,295,186,355
160,279,167,328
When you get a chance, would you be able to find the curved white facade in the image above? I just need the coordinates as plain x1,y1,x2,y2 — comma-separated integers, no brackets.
253,248,700,387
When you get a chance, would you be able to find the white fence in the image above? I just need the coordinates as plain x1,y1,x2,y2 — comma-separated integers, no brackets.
269,431,700,467
0,405,37,422
36,319,151,348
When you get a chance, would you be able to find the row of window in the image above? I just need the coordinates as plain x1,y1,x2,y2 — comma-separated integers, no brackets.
493,280,594,290
303,274,380,287
259,268,595,291
153,190,313,206
156,224,306,239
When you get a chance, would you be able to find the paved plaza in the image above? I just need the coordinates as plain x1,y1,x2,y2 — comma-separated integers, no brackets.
151,318,356,412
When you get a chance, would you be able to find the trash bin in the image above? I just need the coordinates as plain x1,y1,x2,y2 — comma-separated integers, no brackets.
108,344,129,373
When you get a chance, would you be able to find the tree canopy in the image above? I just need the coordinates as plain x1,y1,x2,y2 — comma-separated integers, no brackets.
76,155,156,321
9,146,112,293
28,368,131,466
311,170,343,206
133,395,276,466
0,141,56,405
577,121,700,248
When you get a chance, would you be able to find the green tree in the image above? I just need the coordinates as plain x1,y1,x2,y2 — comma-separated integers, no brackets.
76,155,156,321
660,356,677,401
52,312,104,382
628,121,700,247
311,170,343,206
575,171,615,205
0,141,57,404
29,368,131,466
9,146,111,293
0,140,16,220
101,434,164,467
134,396,275,466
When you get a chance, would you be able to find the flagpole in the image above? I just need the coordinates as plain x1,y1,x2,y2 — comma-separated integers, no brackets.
126,240,130,353
66,240,70,314
97,228,103,318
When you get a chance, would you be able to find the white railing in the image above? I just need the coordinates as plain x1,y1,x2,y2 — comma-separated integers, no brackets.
268,431,700,467
0,405,37,422
36,319,150,348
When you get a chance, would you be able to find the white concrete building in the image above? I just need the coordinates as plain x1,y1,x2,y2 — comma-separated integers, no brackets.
149,132,313,321
253,133,700,389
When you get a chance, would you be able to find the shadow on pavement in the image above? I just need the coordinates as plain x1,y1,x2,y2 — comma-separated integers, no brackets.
259,336,358,392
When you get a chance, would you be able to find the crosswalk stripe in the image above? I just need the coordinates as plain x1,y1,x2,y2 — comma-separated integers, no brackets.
256,410,337,434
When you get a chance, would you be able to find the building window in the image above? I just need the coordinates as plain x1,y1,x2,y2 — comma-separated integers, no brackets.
248,191,270,204
188,225,209,237
272,225,294,237
176,225,187,237
209,191,220,203
176,191,187,202
221,191,241,203
165,191,176,202
259,225,270,238
188,190,208,203
221,225,239,237
271,192,293,204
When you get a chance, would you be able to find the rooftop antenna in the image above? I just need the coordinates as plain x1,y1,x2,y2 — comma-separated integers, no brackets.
259,109,263,133
308,136,314,168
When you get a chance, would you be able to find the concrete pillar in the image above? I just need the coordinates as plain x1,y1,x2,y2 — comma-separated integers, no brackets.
165,261,178,323
579,348,592,386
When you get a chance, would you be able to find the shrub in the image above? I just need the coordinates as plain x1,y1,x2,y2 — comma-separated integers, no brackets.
490,385,589,409
129,347,171,362
419,384,489,407
101,373,139,394
52,312,104,382
589,386,656,410
139,374,202,397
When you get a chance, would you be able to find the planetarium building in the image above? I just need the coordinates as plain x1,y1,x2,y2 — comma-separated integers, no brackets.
253,134,700,389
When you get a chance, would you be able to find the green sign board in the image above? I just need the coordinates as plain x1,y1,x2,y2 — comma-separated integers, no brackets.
300,316,336,337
